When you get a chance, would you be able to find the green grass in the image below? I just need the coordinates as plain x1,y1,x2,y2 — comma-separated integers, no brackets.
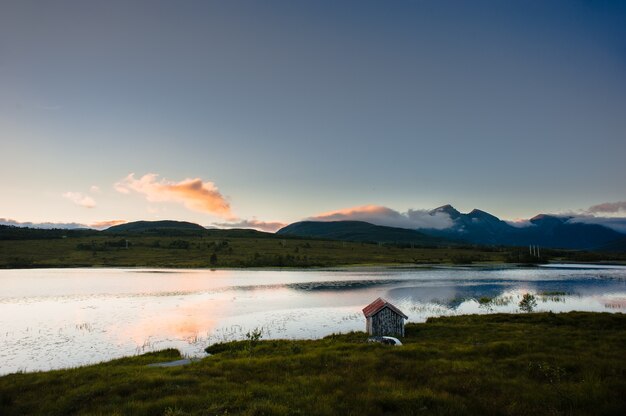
1,312,624,415
2,225,625,269
0,234,511,268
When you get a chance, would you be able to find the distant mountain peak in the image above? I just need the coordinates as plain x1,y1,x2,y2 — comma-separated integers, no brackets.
431,204,461,219
468,209,500,222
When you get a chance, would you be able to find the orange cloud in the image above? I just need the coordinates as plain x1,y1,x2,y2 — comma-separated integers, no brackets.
62,191,96,208
115,173,233,219
90,220,127,230
314,205,394,220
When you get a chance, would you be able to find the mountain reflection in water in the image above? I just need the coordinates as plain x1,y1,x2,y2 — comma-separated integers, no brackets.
0,265,624,374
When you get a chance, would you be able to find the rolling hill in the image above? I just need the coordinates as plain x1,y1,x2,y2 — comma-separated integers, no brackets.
104,220,207,234
276,221,450,246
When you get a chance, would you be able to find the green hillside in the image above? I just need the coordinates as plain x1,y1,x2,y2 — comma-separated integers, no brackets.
104,220,208,234
0,225,98,240
277,221,450,246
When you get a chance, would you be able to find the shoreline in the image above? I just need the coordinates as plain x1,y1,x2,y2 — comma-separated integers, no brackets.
1,260,626,271
1,309,623,377
1,312,624,415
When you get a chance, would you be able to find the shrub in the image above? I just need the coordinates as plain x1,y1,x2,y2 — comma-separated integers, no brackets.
519,293,537,312
245,327,263,354
168,240,190,249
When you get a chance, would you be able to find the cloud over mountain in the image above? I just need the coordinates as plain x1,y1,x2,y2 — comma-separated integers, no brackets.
90,220,127,230
502,201,626,233
115,173,233,219
309,205,453,230
0,218,87,229
567,216,626,234
213,219,287,232
587,201,626,214
0,218,130,230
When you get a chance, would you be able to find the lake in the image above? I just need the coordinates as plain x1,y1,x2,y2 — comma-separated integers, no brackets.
1,265,625,375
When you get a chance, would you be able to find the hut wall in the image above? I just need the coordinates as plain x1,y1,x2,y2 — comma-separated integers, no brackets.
370,307,405,337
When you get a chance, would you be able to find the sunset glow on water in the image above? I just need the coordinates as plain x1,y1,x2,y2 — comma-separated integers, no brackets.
1,265,625,375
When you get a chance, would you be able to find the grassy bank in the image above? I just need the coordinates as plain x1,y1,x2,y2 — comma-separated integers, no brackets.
1,312,625,415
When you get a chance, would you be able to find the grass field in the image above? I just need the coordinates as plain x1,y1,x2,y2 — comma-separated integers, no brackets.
0,312,624,415
0,233,513,268
3,232,625,269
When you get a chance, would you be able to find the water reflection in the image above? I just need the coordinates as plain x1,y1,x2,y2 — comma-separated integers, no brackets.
112,298,225,347
0,265,624,374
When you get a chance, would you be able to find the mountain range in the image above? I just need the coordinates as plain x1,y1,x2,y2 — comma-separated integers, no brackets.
2,207,625,251
278,205,626,251
422,205,625,249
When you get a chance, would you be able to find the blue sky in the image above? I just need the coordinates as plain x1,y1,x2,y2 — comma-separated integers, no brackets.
1,1,625,230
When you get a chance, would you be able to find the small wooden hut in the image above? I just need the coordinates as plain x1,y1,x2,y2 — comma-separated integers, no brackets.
362,297,408,337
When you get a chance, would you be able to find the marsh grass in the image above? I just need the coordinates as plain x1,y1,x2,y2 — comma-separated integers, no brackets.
3,233,624,269
0,234,511,268
1,312,625,415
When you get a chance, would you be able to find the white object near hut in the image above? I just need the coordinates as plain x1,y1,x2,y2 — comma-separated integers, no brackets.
362,297,408,337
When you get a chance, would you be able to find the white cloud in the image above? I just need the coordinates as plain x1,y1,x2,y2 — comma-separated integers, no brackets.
213,219,287,233
586,201,626,215
309,205,453,230
0,218,129,230
567,216,626,234
0,218,87,229
62,191,96,208
506,219,535,228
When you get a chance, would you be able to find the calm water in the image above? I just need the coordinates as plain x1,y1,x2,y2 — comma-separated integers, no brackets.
1,265,625,375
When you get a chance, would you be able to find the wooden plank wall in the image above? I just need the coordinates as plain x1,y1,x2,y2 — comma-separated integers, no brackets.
369,307,405,337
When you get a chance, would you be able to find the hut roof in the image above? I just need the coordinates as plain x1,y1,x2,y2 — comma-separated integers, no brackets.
362,297,408,319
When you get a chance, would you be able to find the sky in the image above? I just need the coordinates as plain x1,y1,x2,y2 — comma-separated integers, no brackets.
1,0,625,231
